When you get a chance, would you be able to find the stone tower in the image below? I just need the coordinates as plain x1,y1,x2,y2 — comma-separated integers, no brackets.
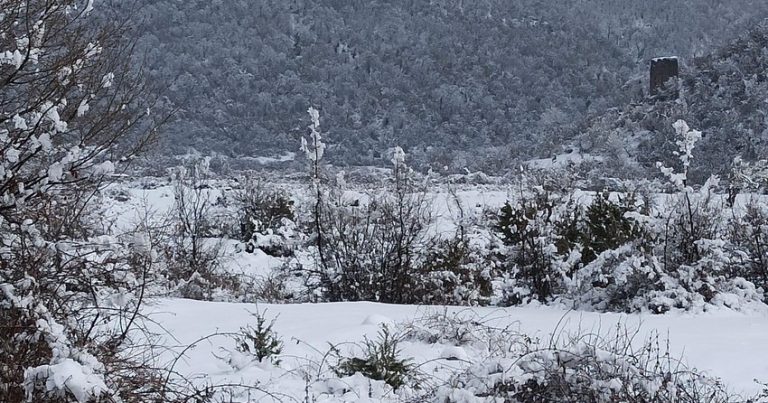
650,57,679,99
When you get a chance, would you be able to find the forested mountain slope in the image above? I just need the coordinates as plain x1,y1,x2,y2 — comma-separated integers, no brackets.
576,22,768,183
131,0,768,171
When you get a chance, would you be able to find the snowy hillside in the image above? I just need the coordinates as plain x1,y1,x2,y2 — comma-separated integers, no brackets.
125,0,768,172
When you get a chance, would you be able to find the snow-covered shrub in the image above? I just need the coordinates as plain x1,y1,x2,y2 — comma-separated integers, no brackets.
251,267,296,303
640,121,763,311
579,190,644,265
514,332,734,402
311,180,432,302
331,326,415,390
654,121,718,267
494,170,653,307
415,236,494,306
759,382,768,401
728,199,768,301
569,245,665,312
571,235,764,313
570,120,765,313
236,177,296,257
401,310,484,347
401,309,528,357
300,115,437,303
657,181,722,270
494,188,582,304
0,0,200,399
548,191,647,310
660,238,764,311
308,165,491,306
727,157,768,206
301,110,491,305
0,0,219,403
436,326,739,403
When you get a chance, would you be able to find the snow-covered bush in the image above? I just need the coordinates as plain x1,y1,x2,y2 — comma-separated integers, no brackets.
415,236,495,306
305,154,494,304
572,121,765,313
728,201,768,301
307,150,495,305
434,325,739,403
571,233,764,313
494,187,582,304
235,177,297,257
569,245,662,312
644,122,763,311
310,176,432,302
401,310,485,347
401,309,527,357
579,190,644,265
250,267,296,303
654,121,716,265
0,0,195,400
727,156,768,206
491,121,765,313
300,111,439,303
512,333,732,402
552,191,648,311
657,180,722,270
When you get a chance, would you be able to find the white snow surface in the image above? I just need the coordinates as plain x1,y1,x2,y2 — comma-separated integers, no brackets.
526,150,604,170
242,151,296,165
99,178,768,401
147,298,768,400
26,359,107,403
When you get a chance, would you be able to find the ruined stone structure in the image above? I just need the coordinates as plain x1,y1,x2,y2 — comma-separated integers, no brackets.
650,57,680,99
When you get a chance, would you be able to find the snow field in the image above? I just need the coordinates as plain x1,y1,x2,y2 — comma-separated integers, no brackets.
148,298,768,401
101,177,768,401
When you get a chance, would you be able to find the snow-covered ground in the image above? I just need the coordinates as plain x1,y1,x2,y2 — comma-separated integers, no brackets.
101,177,768,401
148,298,768,400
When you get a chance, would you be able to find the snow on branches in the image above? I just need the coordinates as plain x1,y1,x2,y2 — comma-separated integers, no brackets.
300,107,326,164
1,0,160,401
656,119,703,190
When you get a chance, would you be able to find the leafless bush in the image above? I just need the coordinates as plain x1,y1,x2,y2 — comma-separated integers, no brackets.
0,0,183,399
163,160,229,300
251,269,295,303
401,309,528,357
310,184,433,303
510,328,737,402
728,199,768,300
430,321,744,403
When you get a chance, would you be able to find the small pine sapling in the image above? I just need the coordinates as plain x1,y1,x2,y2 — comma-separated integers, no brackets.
233,310,284,366
332,326,415,390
